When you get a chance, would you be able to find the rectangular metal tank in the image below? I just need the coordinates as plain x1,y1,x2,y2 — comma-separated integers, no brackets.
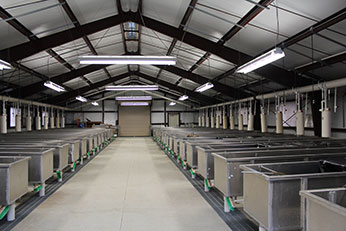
0,156,30,206
241,161,346,231
300,187,346,231
0,148,54,184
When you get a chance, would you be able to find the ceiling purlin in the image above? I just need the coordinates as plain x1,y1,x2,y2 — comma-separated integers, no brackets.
0,6,91,86
156,0,198,81
187,0,273,73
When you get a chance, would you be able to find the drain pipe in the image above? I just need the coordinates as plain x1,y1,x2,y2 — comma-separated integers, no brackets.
26,104,32,131
238,103,243,131
35,106,41,130
44,107,48,130
248,100,254,131
275,96,283,134
15,103,21,132
296,93,304,136
223,106,228,129
1,101,7,134
230,105,235,130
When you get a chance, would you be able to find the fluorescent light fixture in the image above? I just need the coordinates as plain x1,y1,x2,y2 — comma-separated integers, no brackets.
236,47,285,74
0,59,11,70
121,102,149,106
76,96,87,102
44,81,66,92
169,102,176,106
79,55,176,65
116,96,152,101
178,95,189,101
91,101,99,106
195,82,214,92
106,85,158,91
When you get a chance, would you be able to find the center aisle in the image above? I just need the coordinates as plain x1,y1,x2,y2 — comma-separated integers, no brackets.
13,138,231,231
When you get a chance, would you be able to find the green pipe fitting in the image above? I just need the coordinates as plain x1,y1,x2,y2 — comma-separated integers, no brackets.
190,169,195,176
34,185,43,192
225,197,235,211
204,179,210,191
56,170,62,179
72,162,77,170
0,206,10,220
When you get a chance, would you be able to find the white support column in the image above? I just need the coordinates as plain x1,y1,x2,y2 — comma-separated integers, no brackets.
248,113,254,131
296,110,304,136
276,111,283,134
321,109,332,138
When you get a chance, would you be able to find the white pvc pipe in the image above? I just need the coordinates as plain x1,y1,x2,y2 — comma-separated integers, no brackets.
321,109,332,138
7,204,15,221
61,117,65,128
0,115,6,134
50,116,55,129
248,113,254,131
198,116,201,127
223,115,228,129
238,114,243,131
260,113,267,133
56,116,60,128
26,116,32,131
215,116,220,128
230,115,235,130
210,116,215,128
276,111,283,134
35,116,41,130
15,115,21,132
205,116,209,127
296,110,304,136
44,116,48,130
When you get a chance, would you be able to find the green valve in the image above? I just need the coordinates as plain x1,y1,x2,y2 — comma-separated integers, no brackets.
225,197,235,211
56,170,62,179
177,156,180,161
182,161,185,167
72,162,77,170
0,206,10,220
34,185,43,192
190,169,195,176
204,179,210,191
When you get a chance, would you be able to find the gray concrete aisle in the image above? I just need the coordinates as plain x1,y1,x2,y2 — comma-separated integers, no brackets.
13,138,231,231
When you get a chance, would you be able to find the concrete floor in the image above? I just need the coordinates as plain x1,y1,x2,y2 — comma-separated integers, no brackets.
13,138,231,231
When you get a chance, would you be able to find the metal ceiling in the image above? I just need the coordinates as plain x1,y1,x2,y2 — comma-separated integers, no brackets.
0,0,345,107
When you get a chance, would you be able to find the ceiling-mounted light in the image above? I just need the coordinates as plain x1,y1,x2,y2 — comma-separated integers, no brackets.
44,81,66,92
91,101,99,106
178,95,189,101
79,56,176,65
195,82,214,92
169,102,176,106
236,47,285,74
106,85,158,91
121,102,149,106
116,96,152,101
0,59,11,70
76,96,87,102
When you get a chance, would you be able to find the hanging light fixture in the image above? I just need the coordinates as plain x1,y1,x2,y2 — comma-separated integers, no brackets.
106,85,158,91
236,47,285,74
178,95,189,101
79,56,176,65
91,101,99,106
44,81,66,92
76,96,87,102
195,82,214,92
0,59,11,70
116,96,152,101
169,102,176,106
121,102,149,106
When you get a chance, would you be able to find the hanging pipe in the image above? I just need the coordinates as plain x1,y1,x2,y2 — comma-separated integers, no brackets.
248,100,254,131
223,106,228,129
275,96,283,134
296,92,305,136
26,104,32,131
35,106,41,130
215,107,220,128
238,103,243,131
230,105,235,130
1,101,7,134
